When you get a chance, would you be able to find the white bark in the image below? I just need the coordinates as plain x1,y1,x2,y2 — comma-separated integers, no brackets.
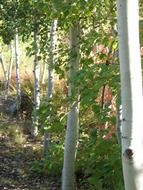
117,1,143,189
62,22,80,190
43,19,58,156
15,32,21,110
47,19,58,100
116,105,122,146
32,31,40,136
6,40,14,97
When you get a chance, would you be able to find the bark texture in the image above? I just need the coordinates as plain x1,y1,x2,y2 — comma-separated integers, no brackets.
62,21,80,190
117,1,143,189
43,19,58,156
32,31,40,136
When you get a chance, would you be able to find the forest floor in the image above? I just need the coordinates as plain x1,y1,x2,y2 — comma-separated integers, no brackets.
0,97,60,190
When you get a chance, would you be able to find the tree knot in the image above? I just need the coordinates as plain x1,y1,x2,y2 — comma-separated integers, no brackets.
123,148,134,161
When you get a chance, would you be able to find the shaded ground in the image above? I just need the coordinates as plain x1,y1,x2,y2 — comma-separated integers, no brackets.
0,97,60,190
0,96,88,190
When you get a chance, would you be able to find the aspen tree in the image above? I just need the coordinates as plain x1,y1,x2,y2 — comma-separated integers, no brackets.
62,21,80,190
15,32,21,110
32,30,40,136
117,1,143,189
43,19,58,156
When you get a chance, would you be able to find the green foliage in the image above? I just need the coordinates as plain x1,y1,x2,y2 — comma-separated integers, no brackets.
76,130,124,190
38,88,67,133
0,0,124,189
30,141,64,177
43,143,64,176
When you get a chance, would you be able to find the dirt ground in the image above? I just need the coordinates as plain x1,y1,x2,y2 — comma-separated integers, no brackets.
0,97,60,190
0,96,88,190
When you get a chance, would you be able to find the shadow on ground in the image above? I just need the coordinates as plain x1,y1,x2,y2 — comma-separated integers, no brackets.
0,97,60,190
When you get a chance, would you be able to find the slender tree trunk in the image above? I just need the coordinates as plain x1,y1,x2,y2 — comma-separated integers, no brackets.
15,32,21,111
62,21,80,190
32,31,40,136
6,40,14,97
43,19,58,157
0,52,8,99
117,1,143,189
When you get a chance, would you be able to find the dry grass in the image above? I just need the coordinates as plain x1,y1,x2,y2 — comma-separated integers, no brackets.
0,122,26,146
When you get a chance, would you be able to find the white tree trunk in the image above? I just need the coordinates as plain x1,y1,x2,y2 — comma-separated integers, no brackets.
32,31,40,136
62,21,80,190
117,1,143,189
6,40,14,98
15,32,21,111
0,52,8,98
43,19,58,156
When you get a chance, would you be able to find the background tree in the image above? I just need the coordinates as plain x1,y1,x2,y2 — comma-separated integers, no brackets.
15,31,21,111
43,19,58,156
62,20,80,190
